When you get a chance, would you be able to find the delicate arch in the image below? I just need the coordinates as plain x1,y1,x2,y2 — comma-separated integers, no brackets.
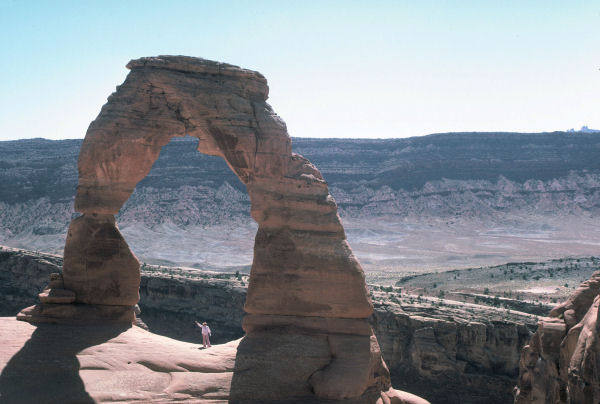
18,56,403,402
64,56,371,319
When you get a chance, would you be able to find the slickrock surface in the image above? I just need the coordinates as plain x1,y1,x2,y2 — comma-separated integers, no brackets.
514,271,600,403
0,317,237,403
15,56,416,402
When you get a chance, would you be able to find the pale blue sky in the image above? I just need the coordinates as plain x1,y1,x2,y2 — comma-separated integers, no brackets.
0,1,598,140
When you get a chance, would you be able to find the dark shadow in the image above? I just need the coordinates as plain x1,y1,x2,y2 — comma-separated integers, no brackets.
0,323,130,404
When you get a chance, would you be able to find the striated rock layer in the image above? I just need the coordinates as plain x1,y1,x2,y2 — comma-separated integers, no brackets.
514,271,600,403
16,56,425,402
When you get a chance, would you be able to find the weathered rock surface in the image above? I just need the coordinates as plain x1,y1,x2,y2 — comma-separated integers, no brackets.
1,247,539,403
17,213,141,324
514,271,600,403
17,300,136,325
15,56,409,402
63,55,372,322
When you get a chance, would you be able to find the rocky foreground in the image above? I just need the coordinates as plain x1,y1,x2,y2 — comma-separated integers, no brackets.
1,247,539,403
0,317,238,403
1,317,431,404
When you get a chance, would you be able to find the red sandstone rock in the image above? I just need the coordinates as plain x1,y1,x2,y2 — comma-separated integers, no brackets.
16,303,135,325
377,388,431,404
62,214,140,306
37,272,76,304
514,271,600,403
0,317,236,402
38,287,76,304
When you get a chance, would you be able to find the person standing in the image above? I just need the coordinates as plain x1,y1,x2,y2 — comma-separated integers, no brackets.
196,321,212,348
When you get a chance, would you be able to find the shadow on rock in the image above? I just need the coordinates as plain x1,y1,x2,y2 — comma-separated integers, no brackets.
229,330,382,404
0,323,130,404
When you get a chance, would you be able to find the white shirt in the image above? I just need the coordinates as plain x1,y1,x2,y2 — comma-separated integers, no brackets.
201,325,211,335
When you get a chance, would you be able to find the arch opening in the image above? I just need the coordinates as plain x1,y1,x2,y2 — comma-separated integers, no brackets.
117,135,256,271
119,134,255,343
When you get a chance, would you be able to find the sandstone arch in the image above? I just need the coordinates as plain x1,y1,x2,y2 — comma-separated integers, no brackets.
70,56,371,319
17,56,420,402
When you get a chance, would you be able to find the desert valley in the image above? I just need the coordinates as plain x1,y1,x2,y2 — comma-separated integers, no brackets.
2,131,600,275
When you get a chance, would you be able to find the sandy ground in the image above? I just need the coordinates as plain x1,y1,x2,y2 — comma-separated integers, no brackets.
120,214,600,277
342,215,600,275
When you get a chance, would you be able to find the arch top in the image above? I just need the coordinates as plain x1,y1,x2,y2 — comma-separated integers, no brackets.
75,55,289,214
126,55,269,100
127,55,267,82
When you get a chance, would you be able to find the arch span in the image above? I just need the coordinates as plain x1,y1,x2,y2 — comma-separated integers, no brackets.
18,56,396,402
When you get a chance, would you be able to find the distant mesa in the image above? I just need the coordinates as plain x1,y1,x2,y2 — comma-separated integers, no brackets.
4,129,600,272
15,55,427,403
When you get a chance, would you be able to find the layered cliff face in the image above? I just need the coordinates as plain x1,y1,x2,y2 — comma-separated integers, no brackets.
0,247,538,404
0,247,63,316
2,133,600,271
372,300,534,404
